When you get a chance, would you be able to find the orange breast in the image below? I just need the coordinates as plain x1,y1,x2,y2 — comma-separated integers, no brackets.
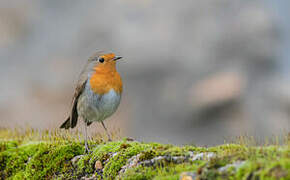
89,71,123,95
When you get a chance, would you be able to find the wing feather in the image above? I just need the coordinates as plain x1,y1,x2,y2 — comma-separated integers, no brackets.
60,63,89,129
60,51,103,129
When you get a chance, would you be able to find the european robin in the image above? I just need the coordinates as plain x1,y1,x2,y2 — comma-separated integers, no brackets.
60,51,123,151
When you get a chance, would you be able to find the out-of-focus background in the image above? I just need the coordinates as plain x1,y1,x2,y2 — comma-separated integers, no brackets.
0,0,289,145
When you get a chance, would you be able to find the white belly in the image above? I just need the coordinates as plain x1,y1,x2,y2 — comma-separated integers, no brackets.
77,86,121,123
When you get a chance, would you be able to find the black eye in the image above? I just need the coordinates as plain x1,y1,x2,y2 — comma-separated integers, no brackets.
98,57,104,63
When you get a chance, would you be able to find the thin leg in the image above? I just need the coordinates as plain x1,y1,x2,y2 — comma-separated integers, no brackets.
101,121,112,141
84,122,90,153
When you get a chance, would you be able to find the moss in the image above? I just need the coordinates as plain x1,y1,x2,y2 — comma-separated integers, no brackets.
0,141,43,178
121,143,290,180
0,141,83,180
109,142,206,179
121,163,199,180
138,149,157,161
75,154,93,177
161,146,195,156
0,141,18,152
0,129,289,180
234,159,290,180
102,141,152,179
25,142,83,179
75,141,126,176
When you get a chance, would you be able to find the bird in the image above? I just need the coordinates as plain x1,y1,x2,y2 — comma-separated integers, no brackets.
60,51,123,152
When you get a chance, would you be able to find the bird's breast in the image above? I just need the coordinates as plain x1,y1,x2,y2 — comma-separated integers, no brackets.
89,71,123,95
77,70,122,122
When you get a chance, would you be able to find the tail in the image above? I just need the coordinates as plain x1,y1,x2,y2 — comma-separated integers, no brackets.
60,94,80,129
60,114,78,129
60,117,71,129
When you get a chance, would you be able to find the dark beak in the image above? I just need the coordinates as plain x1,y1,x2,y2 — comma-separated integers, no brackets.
113,56,122,61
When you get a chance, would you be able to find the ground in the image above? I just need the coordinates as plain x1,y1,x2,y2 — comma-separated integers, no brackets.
0,129,289,180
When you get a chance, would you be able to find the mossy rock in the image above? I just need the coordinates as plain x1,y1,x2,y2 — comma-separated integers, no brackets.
0,130,289,180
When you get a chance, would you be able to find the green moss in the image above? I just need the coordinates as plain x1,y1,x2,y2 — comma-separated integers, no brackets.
121,163,199,180
25,142,83,179
102,141,152,179
0,141,83,179
120,143,290,180
75,141,126,177
0,141,43,178
0,141,18,152
234,159,290,180
75,154,93,177
0,129,289,180
138,149,157,161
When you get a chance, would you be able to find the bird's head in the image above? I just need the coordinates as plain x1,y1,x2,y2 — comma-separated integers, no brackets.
88,52,122,73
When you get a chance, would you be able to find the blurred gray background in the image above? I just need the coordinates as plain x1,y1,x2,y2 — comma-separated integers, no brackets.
0,0,289,145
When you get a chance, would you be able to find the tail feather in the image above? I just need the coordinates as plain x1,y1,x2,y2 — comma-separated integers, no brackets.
60,117,71,129
60,113,78,129
61,88,80,129
70,112,78,128
61,78,84,129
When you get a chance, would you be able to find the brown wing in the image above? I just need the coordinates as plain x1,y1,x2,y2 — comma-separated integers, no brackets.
60,63,89,129
60,51,104,129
